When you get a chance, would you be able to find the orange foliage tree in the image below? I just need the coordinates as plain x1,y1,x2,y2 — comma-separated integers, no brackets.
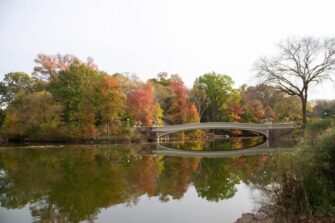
96,75,125,124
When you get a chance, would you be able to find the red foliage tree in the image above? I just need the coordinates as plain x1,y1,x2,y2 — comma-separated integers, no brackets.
168,75,188,124
168,75,200,124
126,81,155,126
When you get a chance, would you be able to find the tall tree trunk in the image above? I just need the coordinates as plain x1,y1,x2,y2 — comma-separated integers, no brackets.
300,95,307,129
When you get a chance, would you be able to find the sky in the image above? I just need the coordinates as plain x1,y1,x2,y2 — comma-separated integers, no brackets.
1,0,335,100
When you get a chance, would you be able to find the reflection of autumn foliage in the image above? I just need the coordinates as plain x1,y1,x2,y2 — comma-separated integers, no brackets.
126,155,157,196
0,146,281,222
231,137,244,149
192,158,239,201
157,157,200,200
231,155,271,183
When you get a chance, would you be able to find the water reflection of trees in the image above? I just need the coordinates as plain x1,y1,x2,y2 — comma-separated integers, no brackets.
0,145,279,222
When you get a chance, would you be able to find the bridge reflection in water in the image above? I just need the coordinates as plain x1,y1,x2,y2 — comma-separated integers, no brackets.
154,142,294,158
152,122,297,158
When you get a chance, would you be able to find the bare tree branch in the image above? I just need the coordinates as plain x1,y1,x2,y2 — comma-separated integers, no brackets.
255,37,335,128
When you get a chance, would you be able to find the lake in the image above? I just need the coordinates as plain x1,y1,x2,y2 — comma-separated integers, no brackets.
0,135,295,223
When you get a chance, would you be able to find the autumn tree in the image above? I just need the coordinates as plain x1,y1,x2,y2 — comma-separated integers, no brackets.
48,62,100,123
153,103,164,126
126,81,155,126
33,53,97,82
2,91,63,140
168,75,188,124
113,73,142,95
225,90,243,122
255,37,335,128
187,104,200,123
48,62,104,139
96,75,125,124
167,75,200,124
240,84,301,123
149,72,172,114
244,99,265,123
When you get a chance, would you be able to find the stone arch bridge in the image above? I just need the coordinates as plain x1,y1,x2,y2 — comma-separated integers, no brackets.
152,122,296,141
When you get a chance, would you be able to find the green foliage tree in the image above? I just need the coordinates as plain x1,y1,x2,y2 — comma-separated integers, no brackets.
0,72,45,106
194,72,235,121
48,62,100,123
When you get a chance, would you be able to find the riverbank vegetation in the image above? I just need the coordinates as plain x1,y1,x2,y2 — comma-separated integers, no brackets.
255,119,335,222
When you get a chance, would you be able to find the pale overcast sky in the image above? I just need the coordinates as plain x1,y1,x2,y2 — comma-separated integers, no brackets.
1,0,335,99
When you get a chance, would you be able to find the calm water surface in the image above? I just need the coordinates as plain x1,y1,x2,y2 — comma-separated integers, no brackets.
0,137,294,223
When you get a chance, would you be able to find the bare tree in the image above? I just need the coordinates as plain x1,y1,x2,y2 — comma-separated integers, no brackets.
255,37,335,128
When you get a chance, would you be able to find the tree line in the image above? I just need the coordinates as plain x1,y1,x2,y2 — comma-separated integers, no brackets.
0,37,334,142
